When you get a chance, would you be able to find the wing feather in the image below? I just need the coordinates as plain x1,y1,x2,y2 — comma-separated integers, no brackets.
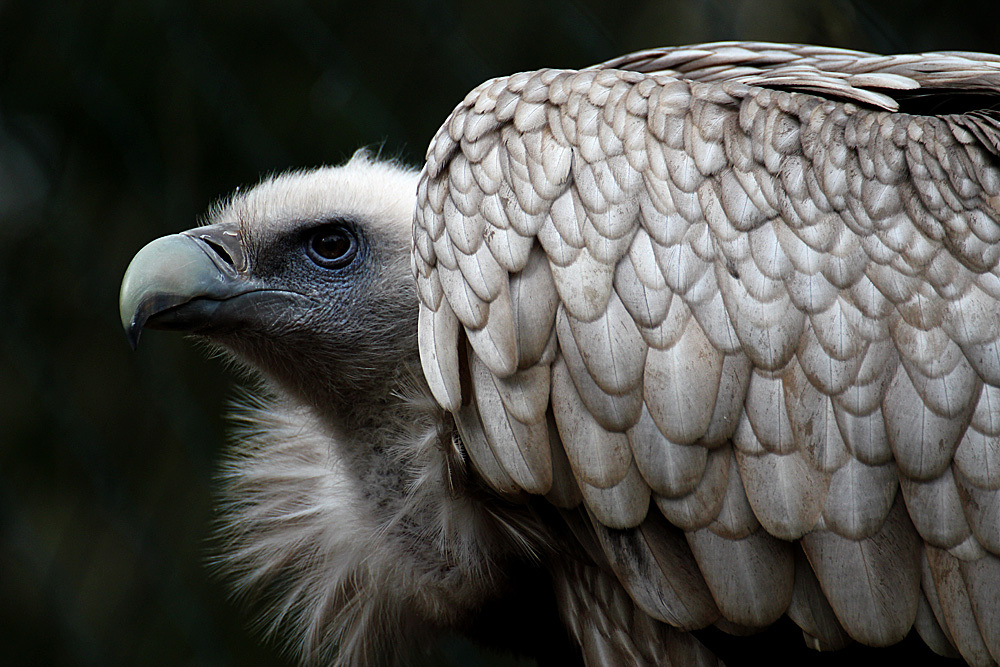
961,554,1000,662
550,356,633,489
577,459,651,529
469,352,552,493
555,311,644,432
925,546,999,665
956,384,1000,490
900,469,976,550
704,450,759,539
590,511,720,629
453,401,520,495
786,548,851,651
628,406,708,499
643,318,725,446
653,444,731,531
920,552,963,655
508,244,559,368
685,526,793,627
463,282,518,377
801,496,922,646
564,290,647,395
735,449,829,540
914,591,962,659
822,457,898,540
957,477,1000,553
417,297,461,411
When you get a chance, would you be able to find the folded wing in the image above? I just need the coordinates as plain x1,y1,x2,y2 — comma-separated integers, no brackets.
414,42,1000,664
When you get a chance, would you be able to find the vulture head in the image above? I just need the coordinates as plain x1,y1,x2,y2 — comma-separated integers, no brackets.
122,42,1000,667
122,153,420,416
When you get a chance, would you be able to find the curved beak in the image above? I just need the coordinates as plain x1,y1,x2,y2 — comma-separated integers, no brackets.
119,223,253,349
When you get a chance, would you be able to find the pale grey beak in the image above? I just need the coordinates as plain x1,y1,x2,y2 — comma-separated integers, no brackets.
119,223,254,349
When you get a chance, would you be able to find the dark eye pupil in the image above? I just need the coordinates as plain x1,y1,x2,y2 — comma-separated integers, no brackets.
308,226,357,267
314,232,350,259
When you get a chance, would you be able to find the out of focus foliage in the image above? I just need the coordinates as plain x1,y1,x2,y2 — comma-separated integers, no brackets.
1,1,998,665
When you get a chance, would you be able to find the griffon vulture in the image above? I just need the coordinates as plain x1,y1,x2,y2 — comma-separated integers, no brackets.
120,42,1000,666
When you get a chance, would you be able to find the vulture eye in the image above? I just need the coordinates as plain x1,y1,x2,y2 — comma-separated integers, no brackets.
306,225,358,269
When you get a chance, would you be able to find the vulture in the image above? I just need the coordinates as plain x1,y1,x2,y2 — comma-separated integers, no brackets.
120,42,1000,666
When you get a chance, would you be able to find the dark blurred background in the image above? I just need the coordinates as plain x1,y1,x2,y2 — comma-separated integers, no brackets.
2,1,999,665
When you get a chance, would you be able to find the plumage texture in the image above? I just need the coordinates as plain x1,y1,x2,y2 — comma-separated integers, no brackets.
414,42,1000,665
120,42,1000,666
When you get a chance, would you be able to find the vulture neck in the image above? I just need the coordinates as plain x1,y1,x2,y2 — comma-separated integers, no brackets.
300,355,450,495
215,318,544,662
218,354,537,661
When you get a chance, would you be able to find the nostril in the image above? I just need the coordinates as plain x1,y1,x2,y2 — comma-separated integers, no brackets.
203,237,236,268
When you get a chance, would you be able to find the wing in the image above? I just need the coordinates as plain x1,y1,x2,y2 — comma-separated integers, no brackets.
413,42,1000,664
